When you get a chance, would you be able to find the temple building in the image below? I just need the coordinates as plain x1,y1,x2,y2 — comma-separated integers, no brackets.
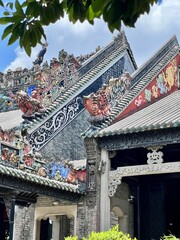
0,32,179,240
83,35,180,240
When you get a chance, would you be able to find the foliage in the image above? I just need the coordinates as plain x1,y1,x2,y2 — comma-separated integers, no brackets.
0,0,158,55
65,237,78,240
64,225,136,240
160,235,180,240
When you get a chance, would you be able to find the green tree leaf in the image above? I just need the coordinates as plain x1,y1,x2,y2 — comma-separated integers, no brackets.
1,24,13,40
0,0,158,55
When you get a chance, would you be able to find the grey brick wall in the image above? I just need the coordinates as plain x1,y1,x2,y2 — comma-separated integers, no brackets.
40,110,90,161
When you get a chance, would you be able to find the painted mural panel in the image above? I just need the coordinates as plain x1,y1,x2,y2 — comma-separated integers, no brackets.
117,55,179,120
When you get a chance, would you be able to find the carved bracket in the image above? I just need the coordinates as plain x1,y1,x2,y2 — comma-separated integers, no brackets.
109,174,122,197
147,145,164,164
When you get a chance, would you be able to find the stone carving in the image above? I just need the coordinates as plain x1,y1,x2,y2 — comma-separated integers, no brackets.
99,128,180,151
147,146,164,164
109,161,180,197
109,151,117,159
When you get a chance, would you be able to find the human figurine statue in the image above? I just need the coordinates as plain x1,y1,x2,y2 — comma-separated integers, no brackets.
33,42,48,65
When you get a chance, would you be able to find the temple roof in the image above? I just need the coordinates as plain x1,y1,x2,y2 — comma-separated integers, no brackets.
95,90,180,137
82,35,179,138
21,31,137,133
0,163,84,194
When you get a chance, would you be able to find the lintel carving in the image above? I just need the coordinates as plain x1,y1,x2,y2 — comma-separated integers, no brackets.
109,161,180,197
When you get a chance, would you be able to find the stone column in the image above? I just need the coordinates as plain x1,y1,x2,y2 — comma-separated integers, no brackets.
100,148,110,231
50,216,60,240
3,192,16,240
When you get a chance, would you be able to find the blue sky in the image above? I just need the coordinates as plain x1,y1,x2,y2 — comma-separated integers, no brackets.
0,0,179,72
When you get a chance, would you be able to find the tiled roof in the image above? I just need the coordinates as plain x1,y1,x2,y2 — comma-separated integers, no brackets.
95,90,180,137
82,36,179,138
0,164,85,194
22,32,136,132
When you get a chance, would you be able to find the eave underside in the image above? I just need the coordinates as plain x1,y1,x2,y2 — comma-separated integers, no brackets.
0,175,81,203
98,127,180,151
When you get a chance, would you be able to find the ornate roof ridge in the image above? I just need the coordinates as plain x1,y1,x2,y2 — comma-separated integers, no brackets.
23,33,133,133
82,40,179,138
101,45,179,127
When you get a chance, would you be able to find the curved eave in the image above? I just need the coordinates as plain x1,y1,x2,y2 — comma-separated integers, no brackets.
96,121,180,138
0,165,86,194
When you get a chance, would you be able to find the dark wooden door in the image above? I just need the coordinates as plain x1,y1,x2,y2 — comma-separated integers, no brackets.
40,218,52,240
165,178,180,237
139,176,166,240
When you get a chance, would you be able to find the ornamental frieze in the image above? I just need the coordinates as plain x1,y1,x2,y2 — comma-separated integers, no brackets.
109,161,180,197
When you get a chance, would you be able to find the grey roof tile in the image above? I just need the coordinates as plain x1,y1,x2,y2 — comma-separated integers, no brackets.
96,90,180,137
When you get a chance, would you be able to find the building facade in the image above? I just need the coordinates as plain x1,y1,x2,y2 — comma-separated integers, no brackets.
0,33,179,240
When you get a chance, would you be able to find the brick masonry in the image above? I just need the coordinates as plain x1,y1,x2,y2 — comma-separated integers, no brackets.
40,110,90,161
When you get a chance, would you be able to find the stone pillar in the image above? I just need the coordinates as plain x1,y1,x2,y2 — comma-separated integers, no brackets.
100,148,110,231
77,137,102,238
34,220,41,240
13,204,35,240
50,216,60,240
3,192,16,240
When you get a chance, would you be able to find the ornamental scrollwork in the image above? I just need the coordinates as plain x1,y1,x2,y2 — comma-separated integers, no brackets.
29,97,82,151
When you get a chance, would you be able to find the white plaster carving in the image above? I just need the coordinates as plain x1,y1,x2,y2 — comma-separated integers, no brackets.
147,146,164,164
109,161,180,197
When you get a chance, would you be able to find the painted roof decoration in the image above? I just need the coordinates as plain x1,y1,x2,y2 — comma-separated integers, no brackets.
6,31,136,152
0,43,100,114
83,72,132,124
0,31,137,192
83,35,180,138
0,126,86,194
96,89,180,137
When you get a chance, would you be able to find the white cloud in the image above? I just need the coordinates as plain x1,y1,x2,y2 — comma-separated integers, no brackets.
44,16,114,60
4,46,40,72
126,0,180,67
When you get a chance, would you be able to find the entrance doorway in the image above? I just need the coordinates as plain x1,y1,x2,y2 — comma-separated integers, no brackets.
138,174,180,240
40,218,52,240
166,178,180,237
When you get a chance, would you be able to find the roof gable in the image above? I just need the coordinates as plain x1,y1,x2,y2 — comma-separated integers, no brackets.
114,54,179,122
82,35,180,138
